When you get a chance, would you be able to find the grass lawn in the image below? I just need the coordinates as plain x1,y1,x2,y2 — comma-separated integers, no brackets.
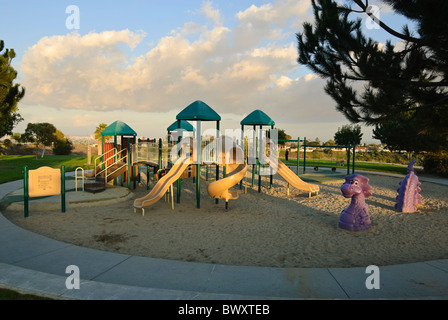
0,287,55,300
0,155,411,185
0,155,95,184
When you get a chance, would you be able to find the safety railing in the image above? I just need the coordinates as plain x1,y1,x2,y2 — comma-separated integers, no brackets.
75,167,84,192
94,148,128,183
131,140,174,169
94,148,118,176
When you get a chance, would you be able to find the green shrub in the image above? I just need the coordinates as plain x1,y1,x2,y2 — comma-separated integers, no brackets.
2,139,12,148
423,152,448,177
53,138,74,155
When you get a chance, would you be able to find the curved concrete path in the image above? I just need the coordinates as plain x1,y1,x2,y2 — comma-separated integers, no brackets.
1,177,448,300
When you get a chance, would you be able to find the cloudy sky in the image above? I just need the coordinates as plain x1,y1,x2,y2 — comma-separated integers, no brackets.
2,0,407,143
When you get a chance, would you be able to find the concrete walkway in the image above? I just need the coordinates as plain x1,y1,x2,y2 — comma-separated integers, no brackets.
1,177,448,300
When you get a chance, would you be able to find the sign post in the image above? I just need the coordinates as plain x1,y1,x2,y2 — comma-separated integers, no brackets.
23,166,29,218
24,165,66,218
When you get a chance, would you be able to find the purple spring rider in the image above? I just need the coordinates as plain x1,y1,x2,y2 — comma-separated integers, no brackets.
395,160,422,213
339,174,372,231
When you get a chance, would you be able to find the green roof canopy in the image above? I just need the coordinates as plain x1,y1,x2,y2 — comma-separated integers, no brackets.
167,120,195,132
240,110,275,126
101,120,137,137
176,100,221,121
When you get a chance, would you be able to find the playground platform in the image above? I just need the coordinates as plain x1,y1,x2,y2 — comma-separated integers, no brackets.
0,174,448,300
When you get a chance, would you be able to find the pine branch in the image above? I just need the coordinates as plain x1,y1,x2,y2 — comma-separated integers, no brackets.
351,0,423,44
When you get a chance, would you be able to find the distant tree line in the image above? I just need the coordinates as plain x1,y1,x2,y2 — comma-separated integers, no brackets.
5,123,74,158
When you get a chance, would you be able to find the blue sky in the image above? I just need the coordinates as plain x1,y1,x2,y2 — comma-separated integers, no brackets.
1,0,412,143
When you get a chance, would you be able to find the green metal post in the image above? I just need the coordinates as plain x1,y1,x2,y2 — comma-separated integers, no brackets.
251,165,255,187
138,165,141,183
61,165,66,213
346,143,351,175
133,164,137,190
216,121,220,204
251,125,255,187
177,121,182,204
158,138,162,170
196,162,200,208
113,136,117,185
127,138,131,189
196,121,202,209
101,136,105,172
303,137,307,174
240,125,244,190
147,165,150,190
270,125,274,189
352,142,356,174
297,137,300,176
23,166,29,218
258,125,262,193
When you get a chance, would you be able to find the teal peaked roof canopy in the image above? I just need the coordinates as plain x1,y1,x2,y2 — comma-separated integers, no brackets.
167,120,195,132
101,120,137,137
240,109,275,126
176,100,221,121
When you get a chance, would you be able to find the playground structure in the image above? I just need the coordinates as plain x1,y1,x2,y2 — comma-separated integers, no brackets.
84,101,349,214
265,154,319,198
240,110,319,197
84,121,139,192
85,121,173,192
207,136,248,210
133,140,192,216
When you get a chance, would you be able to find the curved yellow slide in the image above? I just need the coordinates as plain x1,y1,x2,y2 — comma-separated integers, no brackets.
267,157,319,197
207,162,248,208
134,154,191,215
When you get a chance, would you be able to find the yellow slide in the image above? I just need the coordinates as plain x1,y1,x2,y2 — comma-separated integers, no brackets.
133,154,191,215
266,157,319,197
207,141,248,209
207,162,248,209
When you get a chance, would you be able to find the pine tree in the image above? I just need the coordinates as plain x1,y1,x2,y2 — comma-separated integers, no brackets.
297,0,448,150
0,40,25,138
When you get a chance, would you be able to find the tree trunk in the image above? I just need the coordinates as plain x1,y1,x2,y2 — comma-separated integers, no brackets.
98,139,102,155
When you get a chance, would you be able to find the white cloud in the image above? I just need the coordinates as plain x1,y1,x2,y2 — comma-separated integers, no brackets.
71,114,102,127
236,0,309,26
16,0,361,142
304,73,319,82
202,0,223,26
274,75,292,88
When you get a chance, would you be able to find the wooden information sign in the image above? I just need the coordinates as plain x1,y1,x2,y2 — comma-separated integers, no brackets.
23,165,66,218
29,167,61,197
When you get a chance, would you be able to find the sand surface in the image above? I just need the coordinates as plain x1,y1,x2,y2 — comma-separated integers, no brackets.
3,171,448,268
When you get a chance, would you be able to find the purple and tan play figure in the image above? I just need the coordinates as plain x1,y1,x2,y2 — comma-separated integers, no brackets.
395,160,422,213
339,174,372,231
